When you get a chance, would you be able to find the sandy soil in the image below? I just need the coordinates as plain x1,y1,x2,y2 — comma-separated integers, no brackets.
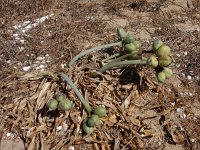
0,0,200,149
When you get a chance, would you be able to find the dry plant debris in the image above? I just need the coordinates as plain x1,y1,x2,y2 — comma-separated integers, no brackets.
0,0,200,149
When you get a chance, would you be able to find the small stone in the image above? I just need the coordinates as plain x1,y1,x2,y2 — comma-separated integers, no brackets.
190,138,195,142
181,73,185,77
63,123,68,131
39,64,45,69
61,64,66,68
35,66,40,70
181,113,186,119
19,47,25,51
6,133,12,137
176,108,182,113
176,64,180,68
68,146,75,150
179,92,183,96
189,93,193,96
184,51,188,55
141,134,145,137
196,76,199,80
56,126,62,131
171,102,175,106
17,62,23,66
180,126,185,131
187,75,192,80
23,66,31,71
6,60,11,63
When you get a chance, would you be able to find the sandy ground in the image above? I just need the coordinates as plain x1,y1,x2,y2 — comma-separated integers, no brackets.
0,0,200,149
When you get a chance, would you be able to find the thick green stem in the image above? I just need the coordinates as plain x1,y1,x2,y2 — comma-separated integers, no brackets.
107,51,139,63
68,41,122,67
58,73,92,114
99,59,147,73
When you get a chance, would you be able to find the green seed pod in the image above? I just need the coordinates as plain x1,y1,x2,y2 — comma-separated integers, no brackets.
163,67,173,78
47,99,58,110
159,55,172,67
132,40,141,49
153,39,163,51
125,43,137,53
93,107,107,117
117,28,127,39
156,44,171,56
82,119,94,135
147,55,158,68
86,114,101,127
124,34,135,44
157,72,166,83
58,99,73,111
54,92,65,102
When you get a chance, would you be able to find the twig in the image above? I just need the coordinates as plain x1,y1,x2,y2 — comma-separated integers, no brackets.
68,41,122,67
58,72,92,114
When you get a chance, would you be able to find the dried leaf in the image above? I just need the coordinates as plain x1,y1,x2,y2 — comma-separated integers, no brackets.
106,114,117,127
140,129,155,138
28,135,36,150
35,82,51,111
130,118,141,127
122,95,131,109
40,132,46,150
114,137,120,150
27,126,37,138
170,129,185,144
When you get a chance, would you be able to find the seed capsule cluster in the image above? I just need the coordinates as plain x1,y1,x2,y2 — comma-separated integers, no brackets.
83,106,107,134
150,39,173,83
47,92,73,111
117,28,141,56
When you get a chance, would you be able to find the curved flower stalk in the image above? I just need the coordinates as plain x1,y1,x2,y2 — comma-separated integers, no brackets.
107,51,140,64
99,59,147,73
58,73,92,114
68,41,122,67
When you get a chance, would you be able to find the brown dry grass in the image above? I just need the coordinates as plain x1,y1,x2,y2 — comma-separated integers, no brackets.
0,0,200,149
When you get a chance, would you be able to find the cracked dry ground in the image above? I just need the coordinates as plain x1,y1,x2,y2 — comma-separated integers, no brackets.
0,0,200,150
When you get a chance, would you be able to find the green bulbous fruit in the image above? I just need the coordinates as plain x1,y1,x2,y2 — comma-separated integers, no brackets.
163,67,173,78
58,99,73,111
93,107,107,117
47,99,58,110
125,43,137,53
158,55,172,67
132,40,141,49
124,34,135,44
82,119,94,135
156,44,171,56
157,72,166,83
117,28,127,39
147,55,158,68
86,114,101,127
153,39,163,51
54,92,65,102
